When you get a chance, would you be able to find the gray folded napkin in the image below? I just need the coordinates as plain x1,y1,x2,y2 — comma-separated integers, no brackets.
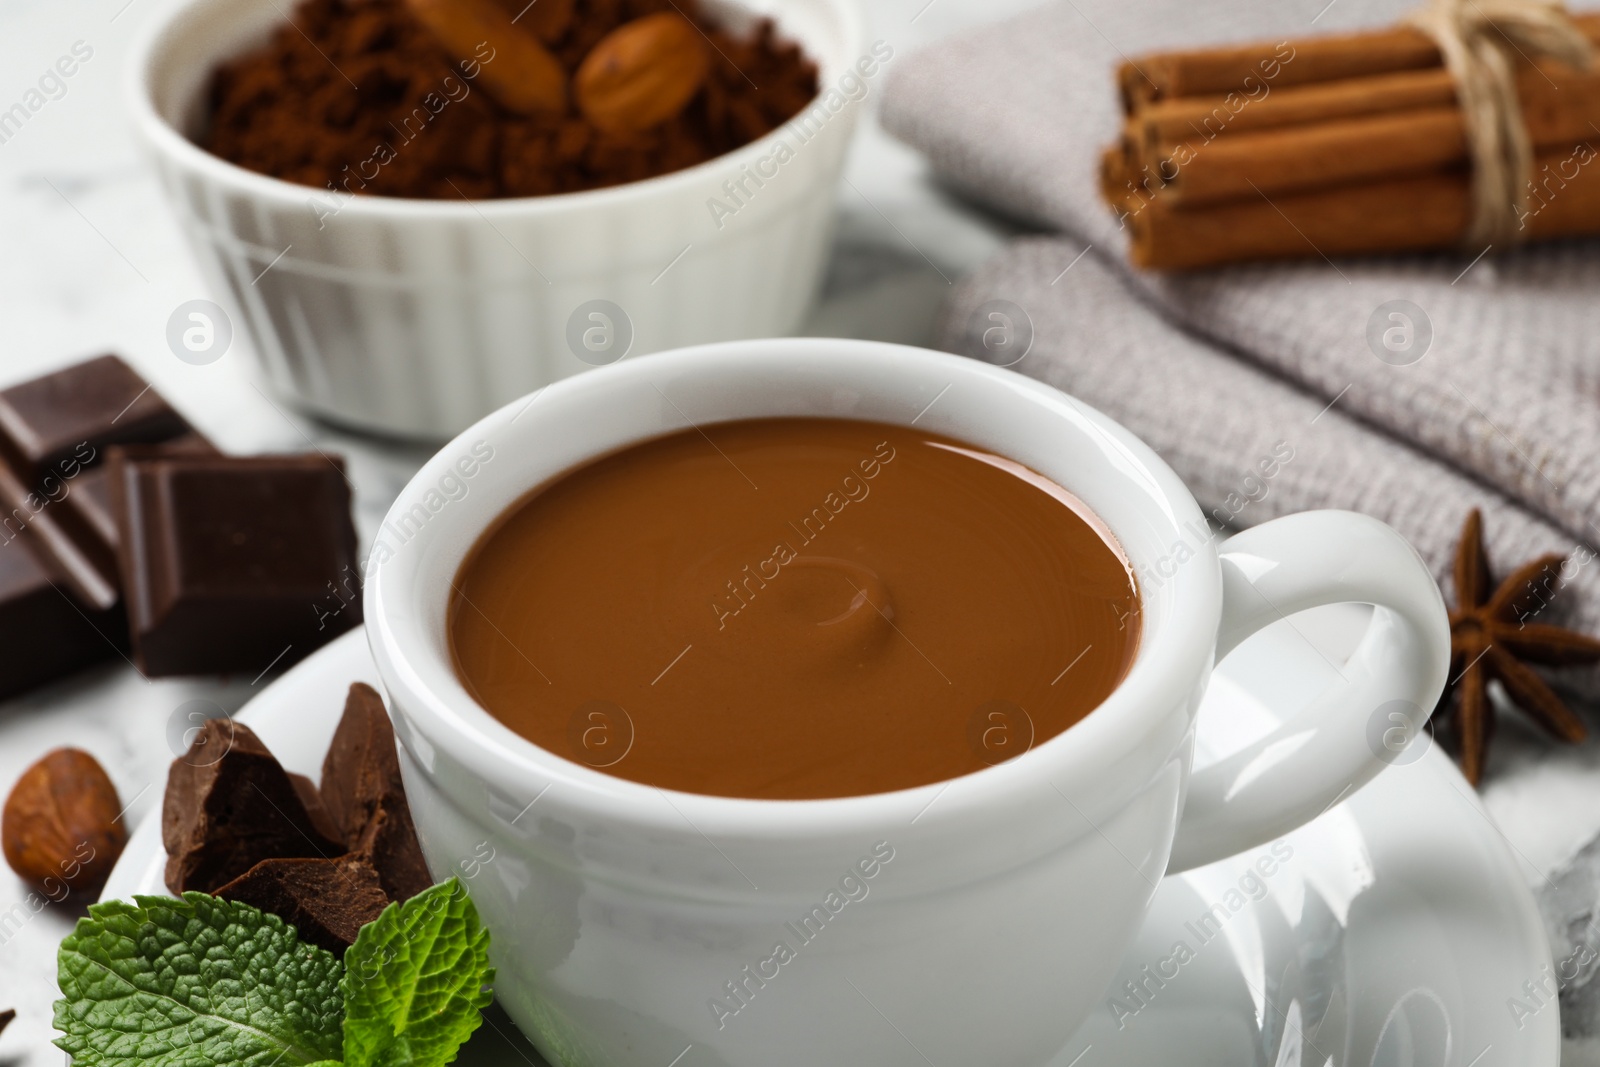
938,236,1597,626
881,0,1600,693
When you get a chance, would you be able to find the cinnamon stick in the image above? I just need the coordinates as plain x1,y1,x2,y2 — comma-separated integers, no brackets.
1132,67,1455,148
1119,13,1600,107
1157,107,1468,204
1149,89,1600,206
1101,144,1131,206
1117,146,1600,270
1120,28,1435,109
1136,58,1600,155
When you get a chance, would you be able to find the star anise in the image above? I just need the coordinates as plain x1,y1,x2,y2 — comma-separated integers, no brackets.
1438,509,1600,784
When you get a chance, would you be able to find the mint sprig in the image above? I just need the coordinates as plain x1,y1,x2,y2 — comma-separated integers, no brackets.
343,879,493,1066
55,879,493,1067
54,892,344,1066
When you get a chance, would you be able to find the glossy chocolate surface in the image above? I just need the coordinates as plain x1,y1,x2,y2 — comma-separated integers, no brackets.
451,417,1141,799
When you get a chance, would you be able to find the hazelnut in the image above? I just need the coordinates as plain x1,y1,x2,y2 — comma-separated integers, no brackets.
2,749,128,901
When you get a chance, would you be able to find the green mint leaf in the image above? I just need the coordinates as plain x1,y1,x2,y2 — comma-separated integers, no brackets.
341,878,494,1067
54,892,344,1067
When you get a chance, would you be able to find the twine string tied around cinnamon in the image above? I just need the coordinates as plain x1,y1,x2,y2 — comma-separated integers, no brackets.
1406,0,1593,247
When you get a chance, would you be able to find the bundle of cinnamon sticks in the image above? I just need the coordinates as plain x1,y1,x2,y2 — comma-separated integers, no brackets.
1103,15,1600,270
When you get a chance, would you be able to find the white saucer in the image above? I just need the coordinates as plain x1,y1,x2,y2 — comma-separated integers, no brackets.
102,605,1557,1065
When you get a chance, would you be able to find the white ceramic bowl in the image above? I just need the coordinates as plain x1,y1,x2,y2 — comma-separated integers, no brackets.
126,0,865,438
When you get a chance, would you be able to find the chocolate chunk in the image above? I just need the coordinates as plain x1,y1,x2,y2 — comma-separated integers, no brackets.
214,855,390,954
288,771,344,847
0,1007,12,1037
109,452,362,677
162,719,344,894
358,804,433,903
319,684,392,840
321,683,432,901
0,536,119,701
0,355,189,489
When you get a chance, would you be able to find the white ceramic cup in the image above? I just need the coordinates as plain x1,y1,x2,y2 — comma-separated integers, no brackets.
126,0,864,439
366,338,1451,1066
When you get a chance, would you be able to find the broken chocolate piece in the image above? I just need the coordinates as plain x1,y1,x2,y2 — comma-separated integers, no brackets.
162,719,343,893
0,355,189,489
320,683,393,841
0,536,119,701
288,771,344,847
321,683,432,901
214,855,390,954
0,1007,13,1037
356,804,433,904
110,451,361,677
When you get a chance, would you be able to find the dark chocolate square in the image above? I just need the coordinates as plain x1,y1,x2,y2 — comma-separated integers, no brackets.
0,459,120,613
111,452,362,677
0,355,189,488
0,536,119,701
0,359,211,697
63,466,118,560
56,435,218,580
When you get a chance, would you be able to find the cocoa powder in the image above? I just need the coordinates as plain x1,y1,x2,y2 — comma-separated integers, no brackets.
199,0,818,199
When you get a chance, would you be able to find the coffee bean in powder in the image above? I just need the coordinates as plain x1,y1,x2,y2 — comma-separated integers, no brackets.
199,0,818,199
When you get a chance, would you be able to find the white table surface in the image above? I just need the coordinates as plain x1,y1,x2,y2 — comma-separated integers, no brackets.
2,0,1598,1062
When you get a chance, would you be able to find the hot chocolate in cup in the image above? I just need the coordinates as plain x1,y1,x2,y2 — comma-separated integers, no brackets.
366,337,1450,1067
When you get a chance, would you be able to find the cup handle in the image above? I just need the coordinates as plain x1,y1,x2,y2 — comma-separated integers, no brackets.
1166,511,1452,875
